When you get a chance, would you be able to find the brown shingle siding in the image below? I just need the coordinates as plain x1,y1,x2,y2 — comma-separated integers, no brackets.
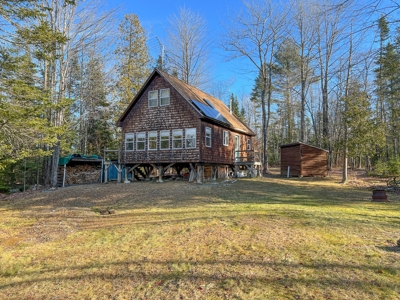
122,74,201,164
119,70,254,167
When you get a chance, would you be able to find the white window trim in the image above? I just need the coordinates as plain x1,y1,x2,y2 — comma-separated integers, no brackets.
148,131,157,150
185,128,196,149
160,88,170,106
125,133,134,151
148,90,158,107
172,129,183,149
205,127,211,148
223,130,229,146
160,130,170,150
136,132,146,151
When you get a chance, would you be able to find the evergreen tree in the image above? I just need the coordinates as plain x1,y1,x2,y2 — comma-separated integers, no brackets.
343,82,381,160
374,20,400,159
229,93,243,119
115,14,151,112
274,39,301,143
0,45,56,169
375,16,390,123
82,55,113,155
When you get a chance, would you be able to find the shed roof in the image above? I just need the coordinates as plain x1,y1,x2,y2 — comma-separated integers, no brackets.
58,154,103,166
280,142,328,152
117,69,255,136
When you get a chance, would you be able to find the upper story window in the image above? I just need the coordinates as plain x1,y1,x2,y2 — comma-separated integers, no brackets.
160,130,170,149
223,130,229,146
160,88,170,106
185,128,196,148
125,133,134,151
148,90,158,107
172,129,183,149
205,127,211,147
136,133,145,151
148,131,157,150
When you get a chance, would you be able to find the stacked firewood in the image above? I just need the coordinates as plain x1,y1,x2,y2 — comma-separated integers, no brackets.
66,165,101,184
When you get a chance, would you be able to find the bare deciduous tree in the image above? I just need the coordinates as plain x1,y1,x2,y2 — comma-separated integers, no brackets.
291,0,319,143
315,1,347,153
223,0,289,175
166,7,211,88
39,0,116,187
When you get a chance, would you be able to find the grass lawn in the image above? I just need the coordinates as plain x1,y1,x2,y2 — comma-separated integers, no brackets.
0,174,399,299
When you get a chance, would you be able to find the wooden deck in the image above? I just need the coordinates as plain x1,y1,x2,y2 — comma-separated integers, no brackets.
234,150,261,177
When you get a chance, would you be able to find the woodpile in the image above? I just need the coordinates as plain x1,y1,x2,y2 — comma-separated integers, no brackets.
66,165,101,184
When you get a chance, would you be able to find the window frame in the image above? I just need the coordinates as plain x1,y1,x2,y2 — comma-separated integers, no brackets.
136,132,146,151
125,133,134,151
160,88,170,106
160,130,170,150
205,127,212,147
247,139,252,150
148,131,157,150
223,130,229,146
185,128,196,149
148,90,158,107
172,129,183,149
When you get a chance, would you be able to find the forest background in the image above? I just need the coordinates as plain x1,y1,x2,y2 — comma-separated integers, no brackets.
1,0,400,188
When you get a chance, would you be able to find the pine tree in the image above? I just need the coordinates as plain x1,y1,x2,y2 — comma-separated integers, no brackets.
229,93,242,119
374,20,400,159
375,16,390,123
0,45,56,169
343,81,384,161
115,14,151,112
82,55,112,155
274,39,301,143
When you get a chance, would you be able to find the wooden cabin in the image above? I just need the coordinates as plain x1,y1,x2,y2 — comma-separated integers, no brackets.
280,142,328,177
114,69,260,182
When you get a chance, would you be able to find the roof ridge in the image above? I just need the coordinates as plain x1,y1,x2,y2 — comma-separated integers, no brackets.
157,69,220,104
157,69,255,135
118,68,255,135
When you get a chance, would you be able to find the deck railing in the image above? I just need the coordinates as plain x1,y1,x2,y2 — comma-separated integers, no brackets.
234,150,261,164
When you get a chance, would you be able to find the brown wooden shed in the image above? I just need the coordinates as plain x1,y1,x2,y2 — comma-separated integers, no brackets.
280,142,328,177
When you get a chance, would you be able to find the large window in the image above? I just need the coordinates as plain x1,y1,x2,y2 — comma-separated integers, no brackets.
148,131,157,150
205,127,211,147
172,129,183,149
223,130,229,146
160,88,170,106
148,90,158,107
125,133,134,151
136,133,145,151
185,128,196,148
160,130,170,149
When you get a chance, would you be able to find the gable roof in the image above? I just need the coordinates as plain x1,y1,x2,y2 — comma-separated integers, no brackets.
117,69,255,136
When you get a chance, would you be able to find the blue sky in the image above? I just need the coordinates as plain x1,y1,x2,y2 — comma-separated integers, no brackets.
107,0,255,102
105,0,398,104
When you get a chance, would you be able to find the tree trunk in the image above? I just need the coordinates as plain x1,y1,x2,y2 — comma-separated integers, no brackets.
261,77,268,175
50,141,60,187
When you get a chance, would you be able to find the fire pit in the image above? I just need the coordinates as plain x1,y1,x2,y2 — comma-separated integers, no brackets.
372,189,388,202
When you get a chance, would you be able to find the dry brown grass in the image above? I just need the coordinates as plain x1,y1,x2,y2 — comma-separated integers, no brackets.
1,172,400,299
